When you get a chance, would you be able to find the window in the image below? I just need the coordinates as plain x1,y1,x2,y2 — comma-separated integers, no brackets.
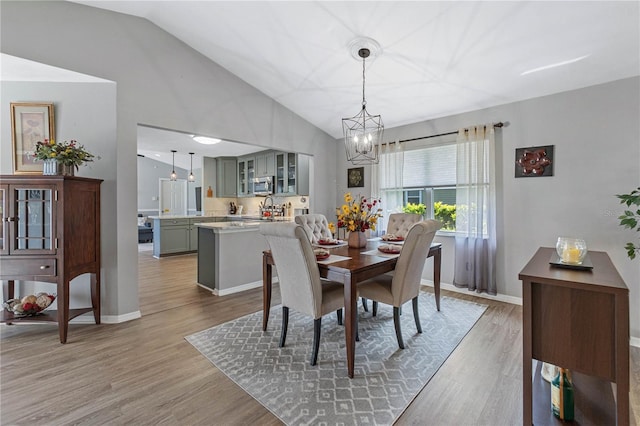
379,141,458,231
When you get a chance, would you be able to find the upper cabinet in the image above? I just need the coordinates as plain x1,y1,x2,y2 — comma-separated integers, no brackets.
237,155,255,197
255,151,275,177
216,157,237,198
275,152,309,196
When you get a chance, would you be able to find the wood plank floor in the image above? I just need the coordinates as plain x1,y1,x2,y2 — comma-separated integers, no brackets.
1,245,638,425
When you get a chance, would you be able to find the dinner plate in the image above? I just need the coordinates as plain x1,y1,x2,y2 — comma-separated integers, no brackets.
378,246,401,254
318,239,341,245
316,253,330,260
381,235,404,242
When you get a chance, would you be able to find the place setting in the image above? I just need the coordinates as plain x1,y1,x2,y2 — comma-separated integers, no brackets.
313,237,347,248
313,247,351,264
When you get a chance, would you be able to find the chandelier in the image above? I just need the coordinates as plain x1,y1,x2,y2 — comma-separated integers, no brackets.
342,47,384,165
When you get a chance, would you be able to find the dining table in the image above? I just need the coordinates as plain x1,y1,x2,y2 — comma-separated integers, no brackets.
261,239,442,378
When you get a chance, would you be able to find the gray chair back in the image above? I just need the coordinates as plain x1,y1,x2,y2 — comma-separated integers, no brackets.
294,214,332,243
260,222,323,318
386,213,422,238
391,220,442,305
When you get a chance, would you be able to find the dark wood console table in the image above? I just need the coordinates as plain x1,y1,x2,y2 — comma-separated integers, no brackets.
519,247,629,425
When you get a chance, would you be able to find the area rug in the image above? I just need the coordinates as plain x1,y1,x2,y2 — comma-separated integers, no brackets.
186,292,487,425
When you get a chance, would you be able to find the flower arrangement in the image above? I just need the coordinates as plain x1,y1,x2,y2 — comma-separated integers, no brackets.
4,293,56,316
329,192,382,234
34,139,96,169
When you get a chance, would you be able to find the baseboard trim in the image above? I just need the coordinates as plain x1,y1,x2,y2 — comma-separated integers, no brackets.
420,279,522,305
69,310,142,324
208,280,263,296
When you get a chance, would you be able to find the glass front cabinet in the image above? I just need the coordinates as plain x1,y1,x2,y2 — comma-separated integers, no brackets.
0,175,102,344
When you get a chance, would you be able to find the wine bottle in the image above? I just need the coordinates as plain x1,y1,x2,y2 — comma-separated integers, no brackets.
551,367,575,421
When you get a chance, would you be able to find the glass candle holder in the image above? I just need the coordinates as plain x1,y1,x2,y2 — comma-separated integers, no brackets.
556,237,587,265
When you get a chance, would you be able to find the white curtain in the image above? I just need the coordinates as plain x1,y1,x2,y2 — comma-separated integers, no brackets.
453,125,497,295
371,141,403,236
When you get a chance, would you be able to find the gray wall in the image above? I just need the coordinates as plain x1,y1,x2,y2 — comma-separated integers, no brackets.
1,0,338,318
0,80,118,311
137,155,200,214
337,77,640,339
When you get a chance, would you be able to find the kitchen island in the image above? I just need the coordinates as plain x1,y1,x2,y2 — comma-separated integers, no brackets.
196,220,288,295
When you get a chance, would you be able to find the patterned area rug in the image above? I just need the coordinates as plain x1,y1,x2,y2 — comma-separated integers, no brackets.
186,292,487,425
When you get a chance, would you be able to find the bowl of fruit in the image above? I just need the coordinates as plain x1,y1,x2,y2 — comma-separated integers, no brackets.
3,293,56,316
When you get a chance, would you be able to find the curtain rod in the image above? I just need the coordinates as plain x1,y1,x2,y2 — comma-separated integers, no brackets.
392,122,504,144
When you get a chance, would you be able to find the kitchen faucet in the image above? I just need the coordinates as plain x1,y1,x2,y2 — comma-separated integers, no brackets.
263,195,274,219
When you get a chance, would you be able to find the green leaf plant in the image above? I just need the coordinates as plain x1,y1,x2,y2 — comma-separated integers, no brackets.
616,187,640,260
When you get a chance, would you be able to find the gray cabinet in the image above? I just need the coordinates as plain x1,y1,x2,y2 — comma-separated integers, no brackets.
216,157,237,198
153,216,219,257
274,152,309,195
255,151,275,177
237,155,255,197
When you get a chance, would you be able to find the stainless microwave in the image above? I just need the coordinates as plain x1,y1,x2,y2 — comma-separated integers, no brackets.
253,176,273,195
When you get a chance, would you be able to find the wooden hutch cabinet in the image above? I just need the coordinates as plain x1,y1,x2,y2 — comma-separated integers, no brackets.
0,175,102,343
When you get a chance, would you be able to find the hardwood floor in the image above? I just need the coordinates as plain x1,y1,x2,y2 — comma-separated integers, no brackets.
1,246,638,425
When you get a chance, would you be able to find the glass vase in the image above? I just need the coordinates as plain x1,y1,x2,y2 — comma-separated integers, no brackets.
556,237,587,265
348,231,367,248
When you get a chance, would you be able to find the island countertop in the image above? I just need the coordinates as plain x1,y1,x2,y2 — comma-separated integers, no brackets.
196,218,292,233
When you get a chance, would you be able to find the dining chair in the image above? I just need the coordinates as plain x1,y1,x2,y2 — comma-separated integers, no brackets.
294,214,333,244
295,213,370,313
385,213,423,238
358,219,442,349
260,222,346,365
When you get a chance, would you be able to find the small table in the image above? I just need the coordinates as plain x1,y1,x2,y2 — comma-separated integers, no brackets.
519,247,629,425
262,241,442,378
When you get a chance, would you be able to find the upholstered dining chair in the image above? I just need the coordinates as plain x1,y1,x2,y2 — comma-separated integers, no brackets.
260,222,346,366
295,213,371,313
358,220,442,349
294,214,333,244
385,213,422,238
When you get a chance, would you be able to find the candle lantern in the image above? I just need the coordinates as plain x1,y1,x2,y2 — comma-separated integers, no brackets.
556,237,587,265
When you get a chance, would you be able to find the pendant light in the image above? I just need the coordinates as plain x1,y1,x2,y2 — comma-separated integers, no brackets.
188,152,195,182
170,150,177,181
342,46,384,165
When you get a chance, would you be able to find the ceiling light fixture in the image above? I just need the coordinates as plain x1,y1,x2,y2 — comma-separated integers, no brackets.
192,135,221,145
170,150,177,181
520,54,590,76
342,46,383,165
188,152,195,182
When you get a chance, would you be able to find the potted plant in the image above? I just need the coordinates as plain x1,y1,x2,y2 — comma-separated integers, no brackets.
616,187,640,259
34,139,96,176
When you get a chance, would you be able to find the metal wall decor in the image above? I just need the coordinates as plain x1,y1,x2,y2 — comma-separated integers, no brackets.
347,167,364,188
515,145,554,177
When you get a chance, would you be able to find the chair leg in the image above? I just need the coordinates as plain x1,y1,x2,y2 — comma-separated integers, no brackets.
311,317,322,366
412,296,422,334
361,297,369,312
336,309,343,325
372,301,378,317
279,306,289,347
356,314,360,342
393,306,405,349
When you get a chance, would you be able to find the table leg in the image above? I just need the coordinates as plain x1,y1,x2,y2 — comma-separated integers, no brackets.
91,273,101,324
58,277,70,344
522,280,533,425
344,272,356,378
262,254,272,331
615,294,630,425
433,247,441,311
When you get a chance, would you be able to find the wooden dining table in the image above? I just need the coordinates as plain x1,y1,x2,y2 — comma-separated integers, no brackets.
262,240,442,378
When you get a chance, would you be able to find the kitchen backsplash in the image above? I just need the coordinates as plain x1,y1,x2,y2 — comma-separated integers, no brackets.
203,195,308,217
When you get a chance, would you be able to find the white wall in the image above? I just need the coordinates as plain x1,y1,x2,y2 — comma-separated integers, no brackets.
1,1,338,318
338,77,640,339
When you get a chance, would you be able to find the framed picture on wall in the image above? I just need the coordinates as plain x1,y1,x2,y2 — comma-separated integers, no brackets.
514,145,554,178
348,167,364,188
10,102,55,174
